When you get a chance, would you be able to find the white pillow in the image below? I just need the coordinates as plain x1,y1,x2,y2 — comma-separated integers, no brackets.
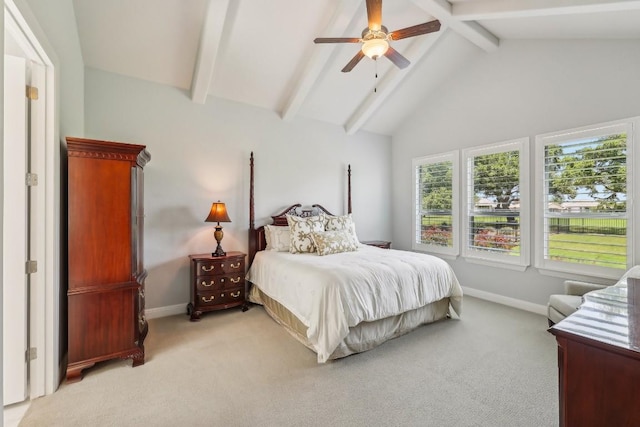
287,214,325,253
264,225,290,252
311,230,359,256
322,213,359,244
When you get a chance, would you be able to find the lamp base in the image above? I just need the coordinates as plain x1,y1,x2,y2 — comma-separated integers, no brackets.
211,244,226,257
212,225,226,257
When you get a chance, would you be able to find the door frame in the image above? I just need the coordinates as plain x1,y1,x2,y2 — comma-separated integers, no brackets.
4,0,59,400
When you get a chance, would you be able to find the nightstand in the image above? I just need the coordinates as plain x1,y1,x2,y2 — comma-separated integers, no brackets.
361,240,391,249
187,252,246,321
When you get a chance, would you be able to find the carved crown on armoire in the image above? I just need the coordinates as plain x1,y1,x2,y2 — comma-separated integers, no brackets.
66,137,151,382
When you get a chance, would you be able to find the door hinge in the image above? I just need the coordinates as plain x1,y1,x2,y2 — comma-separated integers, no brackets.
26,347,37,361
26,260,37,274
26,173,38,186
26,85,39,100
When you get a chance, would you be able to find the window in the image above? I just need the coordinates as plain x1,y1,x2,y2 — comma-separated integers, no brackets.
412,152,459,256
535,120,634,279
462,139,530,269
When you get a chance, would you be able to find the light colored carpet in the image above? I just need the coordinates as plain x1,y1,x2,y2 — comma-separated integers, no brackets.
20,296,558,427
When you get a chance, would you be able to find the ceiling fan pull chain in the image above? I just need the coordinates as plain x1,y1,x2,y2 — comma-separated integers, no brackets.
374,58,378,93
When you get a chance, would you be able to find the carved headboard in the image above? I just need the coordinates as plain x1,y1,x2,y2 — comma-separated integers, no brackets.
247,152,351,267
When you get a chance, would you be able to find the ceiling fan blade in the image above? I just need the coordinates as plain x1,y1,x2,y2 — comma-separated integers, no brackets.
389,20,441,41
314,37,361,44
341,50,365,73
366,0,383,31
384,47,410,69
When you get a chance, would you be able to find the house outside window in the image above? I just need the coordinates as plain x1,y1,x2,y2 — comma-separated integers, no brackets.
412,151,459,257
535,119,635,279
462,139,530,270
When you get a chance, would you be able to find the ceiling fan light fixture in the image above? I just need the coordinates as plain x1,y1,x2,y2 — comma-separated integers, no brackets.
361,38,388,59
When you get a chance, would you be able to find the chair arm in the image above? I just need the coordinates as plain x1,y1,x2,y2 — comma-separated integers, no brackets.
564,280,608,296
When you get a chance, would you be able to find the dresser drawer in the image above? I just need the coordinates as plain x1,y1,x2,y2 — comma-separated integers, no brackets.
195,258,245,276
196,288,245,307
195,275,244,291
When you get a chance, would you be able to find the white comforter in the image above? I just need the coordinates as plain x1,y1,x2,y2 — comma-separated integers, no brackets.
246,245,463,362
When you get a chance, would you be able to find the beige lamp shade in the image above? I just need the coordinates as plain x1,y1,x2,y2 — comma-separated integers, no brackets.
205,201,231,224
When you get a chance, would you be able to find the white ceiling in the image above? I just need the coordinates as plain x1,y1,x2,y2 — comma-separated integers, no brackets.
72,0,640,136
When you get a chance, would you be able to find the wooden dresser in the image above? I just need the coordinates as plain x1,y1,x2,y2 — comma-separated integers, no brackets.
187,252,246,321
66,137,150,382
549,277,640,426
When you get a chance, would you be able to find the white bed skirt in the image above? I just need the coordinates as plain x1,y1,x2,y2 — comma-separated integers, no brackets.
249,285,455,360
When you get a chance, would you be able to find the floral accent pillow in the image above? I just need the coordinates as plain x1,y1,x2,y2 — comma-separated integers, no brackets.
264,225,290,252
322,213,359,244
311,230,359,256
287,215,326,253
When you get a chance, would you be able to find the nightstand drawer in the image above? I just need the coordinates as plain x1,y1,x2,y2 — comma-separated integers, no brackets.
196,288,245,307
195,275,244,291
195,258,245,276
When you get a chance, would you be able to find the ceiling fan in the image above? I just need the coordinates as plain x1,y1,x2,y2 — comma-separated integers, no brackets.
314,0,441,72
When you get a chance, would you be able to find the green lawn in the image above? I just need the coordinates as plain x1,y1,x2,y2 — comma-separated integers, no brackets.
547,233,627,269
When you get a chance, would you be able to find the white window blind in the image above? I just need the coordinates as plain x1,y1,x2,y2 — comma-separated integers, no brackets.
412,152,459,256
463,139,529,269
537,122,631,277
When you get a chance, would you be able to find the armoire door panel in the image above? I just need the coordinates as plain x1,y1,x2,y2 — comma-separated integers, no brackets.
68,288,137,362
68,157,132,288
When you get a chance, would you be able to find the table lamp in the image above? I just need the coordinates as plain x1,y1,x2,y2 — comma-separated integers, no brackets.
205,200,231,257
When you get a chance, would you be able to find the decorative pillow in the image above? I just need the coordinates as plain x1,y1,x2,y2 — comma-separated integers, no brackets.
311,230,359,256
322,213,359,243
287,215,326,253
264,225,290,252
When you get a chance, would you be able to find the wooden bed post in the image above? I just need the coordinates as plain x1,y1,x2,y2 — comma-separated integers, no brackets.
249,152,256,265
348,164,352,214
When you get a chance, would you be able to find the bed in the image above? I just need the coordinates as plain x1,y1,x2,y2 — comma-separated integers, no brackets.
245,153,463,362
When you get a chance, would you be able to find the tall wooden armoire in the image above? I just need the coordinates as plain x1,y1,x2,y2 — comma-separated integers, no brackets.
66,137,151,382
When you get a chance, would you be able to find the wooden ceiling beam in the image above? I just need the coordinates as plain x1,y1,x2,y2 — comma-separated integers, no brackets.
191,0,230,104
281,0,362,121
453,0,640,21
411,0,499,52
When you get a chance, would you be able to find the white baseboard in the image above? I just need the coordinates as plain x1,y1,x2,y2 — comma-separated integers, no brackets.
146,303,187,319
462,286,547,316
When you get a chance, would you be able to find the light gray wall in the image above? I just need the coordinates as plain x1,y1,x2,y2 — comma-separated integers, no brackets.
24,0,84,137
84,67,392,310
392,38,640,305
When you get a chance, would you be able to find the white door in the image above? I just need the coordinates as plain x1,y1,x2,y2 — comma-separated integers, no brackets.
3,54,29,405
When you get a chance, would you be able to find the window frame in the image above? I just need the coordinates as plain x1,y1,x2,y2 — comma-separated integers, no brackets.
534,118,636,280
412,151,460,257
462,138,530,270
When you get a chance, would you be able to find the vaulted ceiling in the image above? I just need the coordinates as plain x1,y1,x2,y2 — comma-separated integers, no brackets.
72,0,640,136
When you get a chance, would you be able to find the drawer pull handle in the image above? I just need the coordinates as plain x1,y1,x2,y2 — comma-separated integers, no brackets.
230,262,241,269
231,291,241,298
201,280,215,287
201,265,215,272
230,277,241,284
201,295,215,303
